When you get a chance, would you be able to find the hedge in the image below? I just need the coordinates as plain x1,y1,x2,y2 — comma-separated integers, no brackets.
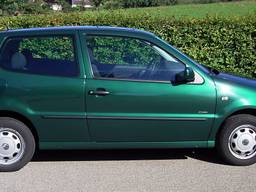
0,12,255,78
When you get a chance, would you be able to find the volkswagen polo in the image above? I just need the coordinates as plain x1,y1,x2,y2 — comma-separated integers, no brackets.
0,26,255,171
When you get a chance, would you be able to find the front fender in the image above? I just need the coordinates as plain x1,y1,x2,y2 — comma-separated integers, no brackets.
208,77,256,141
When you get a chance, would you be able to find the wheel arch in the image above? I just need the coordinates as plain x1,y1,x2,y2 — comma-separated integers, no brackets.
0,110,39,149
215,108,256,140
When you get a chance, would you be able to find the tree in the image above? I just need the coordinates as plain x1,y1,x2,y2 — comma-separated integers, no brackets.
0,0,48,15
0,0,24,15
91,0,103,7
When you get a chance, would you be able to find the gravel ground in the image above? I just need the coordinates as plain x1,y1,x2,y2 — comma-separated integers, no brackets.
0,148,255,192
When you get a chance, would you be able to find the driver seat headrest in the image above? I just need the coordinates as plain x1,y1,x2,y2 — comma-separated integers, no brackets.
11,52,27,70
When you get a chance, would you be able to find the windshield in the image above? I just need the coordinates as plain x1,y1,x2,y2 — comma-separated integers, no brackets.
153,35,220,75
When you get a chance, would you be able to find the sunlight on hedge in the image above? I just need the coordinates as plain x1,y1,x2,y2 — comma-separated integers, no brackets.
0,12,255,78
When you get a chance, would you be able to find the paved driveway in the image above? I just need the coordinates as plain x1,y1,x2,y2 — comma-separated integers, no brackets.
0,149,255,192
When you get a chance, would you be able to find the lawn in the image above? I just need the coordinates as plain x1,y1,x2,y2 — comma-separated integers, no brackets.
95,1,256,18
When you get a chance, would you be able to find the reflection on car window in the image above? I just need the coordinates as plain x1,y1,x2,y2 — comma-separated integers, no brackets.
0,36,78,77
86,36,185,81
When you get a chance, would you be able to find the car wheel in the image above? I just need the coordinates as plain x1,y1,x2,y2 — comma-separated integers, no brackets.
0,117,35,172
217,114,256,166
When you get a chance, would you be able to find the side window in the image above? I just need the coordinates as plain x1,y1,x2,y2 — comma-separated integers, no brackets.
86,35,185,81
0,35,78,77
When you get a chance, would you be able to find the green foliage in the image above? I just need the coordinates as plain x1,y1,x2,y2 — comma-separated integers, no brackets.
102,0,240,9
87,36,161,66
19,36,74,60
0,0,24,15
54,0,73,12
120,0,176,8
0,0,50,15
102,0,176,9
102,0,123,9
107,1,256,18
92,0,104,7
21,2,49,14
0,11,255,78
0,0,72,15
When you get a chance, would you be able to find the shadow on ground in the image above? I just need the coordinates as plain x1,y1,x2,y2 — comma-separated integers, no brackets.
32,148,227,165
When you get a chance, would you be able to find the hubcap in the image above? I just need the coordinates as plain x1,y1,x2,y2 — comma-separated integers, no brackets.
228,125,256,160
0,128,25,165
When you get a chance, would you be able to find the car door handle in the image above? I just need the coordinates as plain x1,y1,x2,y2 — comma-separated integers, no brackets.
88,89,110,96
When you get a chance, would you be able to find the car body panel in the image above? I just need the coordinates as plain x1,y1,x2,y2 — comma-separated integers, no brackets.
0,26,254,149
79,30,217,142
0,29,90,142
85,78,216,142
209,73,256,140
39,141,211,150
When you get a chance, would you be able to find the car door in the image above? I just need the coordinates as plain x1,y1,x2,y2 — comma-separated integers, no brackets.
81,33,216,142
0,31,90,144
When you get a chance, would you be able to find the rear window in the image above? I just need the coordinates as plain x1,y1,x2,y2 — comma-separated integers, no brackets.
0,35,79,77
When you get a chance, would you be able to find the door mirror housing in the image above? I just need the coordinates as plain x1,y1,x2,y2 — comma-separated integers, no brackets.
174,66,195,84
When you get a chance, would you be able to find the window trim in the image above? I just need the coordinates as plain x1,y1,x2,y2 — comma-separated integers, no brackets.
0,34,80,78
85,34,204,85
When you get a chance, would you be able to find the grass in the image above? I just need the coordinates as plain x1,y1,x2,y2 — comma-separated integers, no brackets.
93,1,256,19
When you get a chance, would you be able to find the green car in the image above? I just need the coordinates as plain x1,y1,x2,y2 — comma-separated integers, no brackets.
0,26,255,171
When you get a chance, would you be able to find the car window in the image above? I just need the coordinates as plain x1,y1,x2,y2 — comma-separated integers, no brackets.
0,35,78,77
86,35,185,82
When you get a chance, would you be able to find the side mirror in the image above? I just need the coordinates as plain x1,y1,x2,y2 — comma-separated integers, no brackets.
174,66,195,84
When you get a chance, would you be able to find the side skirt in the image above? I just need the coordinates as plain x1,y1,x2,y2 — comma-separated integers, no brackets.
39,141,215,150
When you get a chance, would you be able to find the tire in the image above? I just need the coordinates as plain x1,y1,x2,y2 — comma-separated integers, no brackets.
217,114,256,166
0,117,35,172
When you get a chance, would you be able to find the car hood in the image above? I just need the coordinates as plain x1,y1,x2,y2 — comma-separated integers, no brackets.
213,72,256,90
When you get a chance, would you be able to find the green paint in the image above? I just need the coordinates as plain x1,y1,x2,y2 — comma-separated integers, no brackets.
0,26,255,150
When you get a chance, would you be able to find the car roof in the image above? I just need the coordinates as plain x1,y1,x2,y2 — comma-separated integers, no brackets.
0,26,155,37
